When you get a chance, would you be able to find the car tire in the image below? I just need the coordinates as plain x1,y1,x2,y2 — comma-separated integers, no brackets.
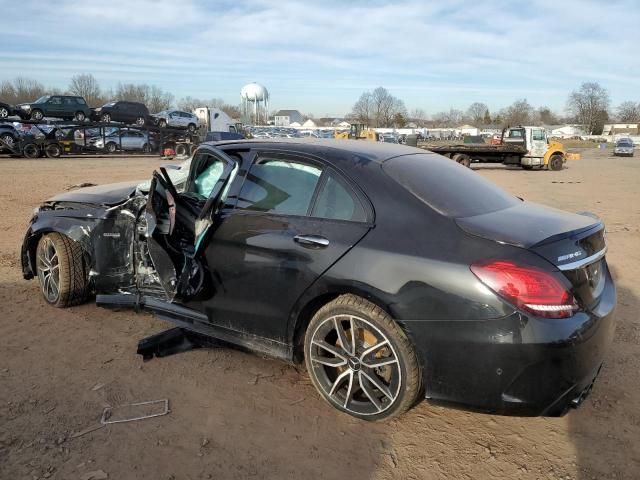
36,233,89,308
175,144,188,156
75,111,86,121
1,133,16,150
142,143,150,153
159,119,167,128
304,294,422,421
549,154,564,171
135,116,146,126
31,109,44,121
23,143,40,158
0,106,8,118
101,113,111,123
45,143,62,158
105,142,117,154
187,123,196,133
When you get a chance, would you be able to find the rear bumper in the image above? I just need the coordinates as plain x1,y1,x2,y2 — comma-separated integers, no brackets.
404,269,616,416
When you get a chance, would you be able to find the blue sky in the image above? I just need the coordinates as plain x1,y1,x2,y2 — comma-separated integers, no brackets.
0,0,638,116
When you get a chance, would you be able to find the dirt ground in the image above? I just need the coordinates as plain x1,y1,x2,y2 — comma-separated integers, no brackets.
0,148,638,480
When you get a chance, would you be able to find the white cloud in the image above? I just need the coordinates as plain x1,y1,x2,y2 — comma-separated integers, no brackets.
0,0,638,114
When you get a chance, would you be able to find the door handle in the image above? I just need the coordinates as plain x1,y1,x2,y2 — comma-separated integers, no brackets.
293,234,330,248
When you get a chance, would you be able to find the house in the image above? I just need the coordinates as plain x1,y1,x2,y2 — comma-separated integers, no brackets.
602,123,640,136
302,119,317,128
273,110,304,127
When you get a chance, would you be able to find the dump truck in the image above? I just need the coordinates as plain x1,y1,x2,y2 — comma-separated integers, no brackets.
422,126,580,170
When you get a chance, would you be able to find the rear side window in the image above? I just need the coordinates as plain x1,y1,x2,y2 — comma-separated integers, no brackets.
382,153,519,218
311,171,367,222
237,157,322,216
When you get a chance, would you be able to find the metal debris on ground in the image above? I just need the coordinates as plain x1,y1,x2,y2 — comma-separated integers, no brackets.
100,399,170,425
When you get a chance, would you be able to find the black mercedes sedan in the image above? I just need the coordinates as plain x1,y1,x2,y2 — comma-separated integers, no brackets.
21,139,616,420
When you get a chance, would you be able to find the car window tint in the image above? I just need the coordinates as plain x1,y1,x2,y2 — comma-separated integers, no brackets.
312,171,367,222
237,158,322,215
383,153,519,218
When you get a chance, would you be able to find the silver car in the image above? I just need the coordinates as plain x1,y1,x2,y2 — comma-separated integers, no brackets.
153,110,200,132
90,129,154,153
614,138,634,157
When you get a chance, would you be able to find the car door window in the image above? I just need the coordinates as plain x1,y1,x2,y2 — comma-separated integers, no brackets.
311,170,367,222
236,156,322,216
186,153,229,199
49,97,62,105
532,129,545,141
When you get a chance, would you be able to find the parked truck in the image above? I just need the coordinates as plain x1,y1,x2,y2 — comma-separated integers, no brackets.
422,126,580,170
193,107,239,134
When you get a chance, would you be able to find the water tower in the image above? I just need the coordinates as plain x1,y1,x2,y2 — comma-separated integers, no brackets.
241,82,269,125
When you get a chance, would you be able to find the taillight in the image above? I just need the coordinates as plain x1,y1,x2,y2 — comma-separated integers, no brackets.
471,260,577,318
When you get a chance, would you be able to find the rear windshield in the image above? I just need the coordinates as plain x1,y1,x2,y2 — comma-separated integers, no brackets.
382,153,519,218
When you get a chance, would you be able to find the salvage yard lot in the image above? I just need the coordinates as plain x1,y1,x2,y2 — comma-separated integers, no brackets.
0,148,638,479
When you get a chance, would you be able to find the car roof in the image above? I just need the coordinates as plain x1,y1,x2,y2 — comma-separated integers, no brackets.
203,138,430,163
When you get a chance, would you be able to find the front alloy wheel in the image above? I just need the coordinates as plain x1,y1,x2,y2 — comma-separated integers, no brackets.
37,236,60,304
0,106,8,118
305,295,422,420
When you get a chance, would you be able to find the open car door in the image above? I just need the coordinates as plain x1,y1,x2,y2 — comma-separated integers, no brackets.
144,147,238,301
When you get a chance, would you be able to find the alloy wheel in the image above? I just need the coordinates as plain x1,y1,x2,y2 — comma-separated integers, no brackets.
37,237,60,303
1,134,14,148
0,107,8,118
308,314,401,416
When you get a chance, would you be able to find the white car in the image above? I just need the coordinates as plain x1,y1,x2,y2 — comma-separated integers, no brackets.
153,110,200,132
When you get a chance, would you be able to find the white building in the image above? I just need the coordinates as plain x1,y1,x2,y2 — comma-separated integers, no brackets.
550,125,586,138
602,123,639,136
458,124,480,136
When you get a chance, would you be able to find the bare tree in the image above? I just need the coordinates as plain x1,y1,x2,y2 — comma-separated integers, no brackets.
68,74,102,106
113,83,173,112
537,106,559,125
409,108,427,127
351,87,406,127
466,102,488,126
566,82,610,135
147,85,173,113
499,99,534,127
616,101,640,122
0,77,46,104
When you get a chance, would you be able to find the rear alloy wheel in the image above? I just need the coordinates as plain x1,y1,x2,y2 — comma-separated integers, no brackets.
0,106,9,118
36,233,88,307
45,143,62,158
101,113,111,123
158,119,167,128
75,111,86,121
135,116,146,126
31,109,44,121
105,142,117,154
549,154,564,171
304,294,421,421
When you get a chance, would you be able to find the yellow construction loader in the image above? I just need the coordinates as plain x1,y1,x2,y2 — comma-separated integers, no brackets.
335,124,378,141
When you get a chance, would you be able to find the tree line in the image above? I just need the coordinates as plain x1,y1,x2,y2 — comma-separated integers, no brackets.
0,74,240,119
349,82,636,135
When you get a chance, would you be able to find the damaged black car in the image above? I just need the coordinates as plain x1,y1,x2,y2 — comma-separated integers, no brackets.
21,139,616,420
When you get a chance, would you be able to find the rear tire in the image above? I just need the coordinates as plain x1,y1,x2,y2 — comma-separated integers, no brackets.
36,233,89,307
158,119,167,128
304,294,422,421
105,142,117,154
135,116,146,126
142,143,150,153
0,106,9,118
549,154,564,171
101,113,111,123
175,144,188,156
0,133,16,150
23,143,40,158
187,123,196,133
75,111,86,121
452,153,471,168
45,143,62,158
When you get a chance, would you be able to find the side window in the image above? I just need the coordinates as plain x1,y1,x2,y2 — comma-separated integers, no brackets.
236,157,322,216
312,171,367,222
532,129,545,141
76,98,87,105
187,153,227,199
49,97,62,105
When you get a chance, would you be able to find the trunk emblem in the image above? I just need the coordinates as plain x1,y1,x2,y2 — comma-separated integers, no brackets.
558,251,582,263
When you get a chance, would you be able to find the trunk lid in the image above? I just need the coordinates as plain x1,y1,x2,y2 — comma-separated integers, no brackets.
456,201,607,309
